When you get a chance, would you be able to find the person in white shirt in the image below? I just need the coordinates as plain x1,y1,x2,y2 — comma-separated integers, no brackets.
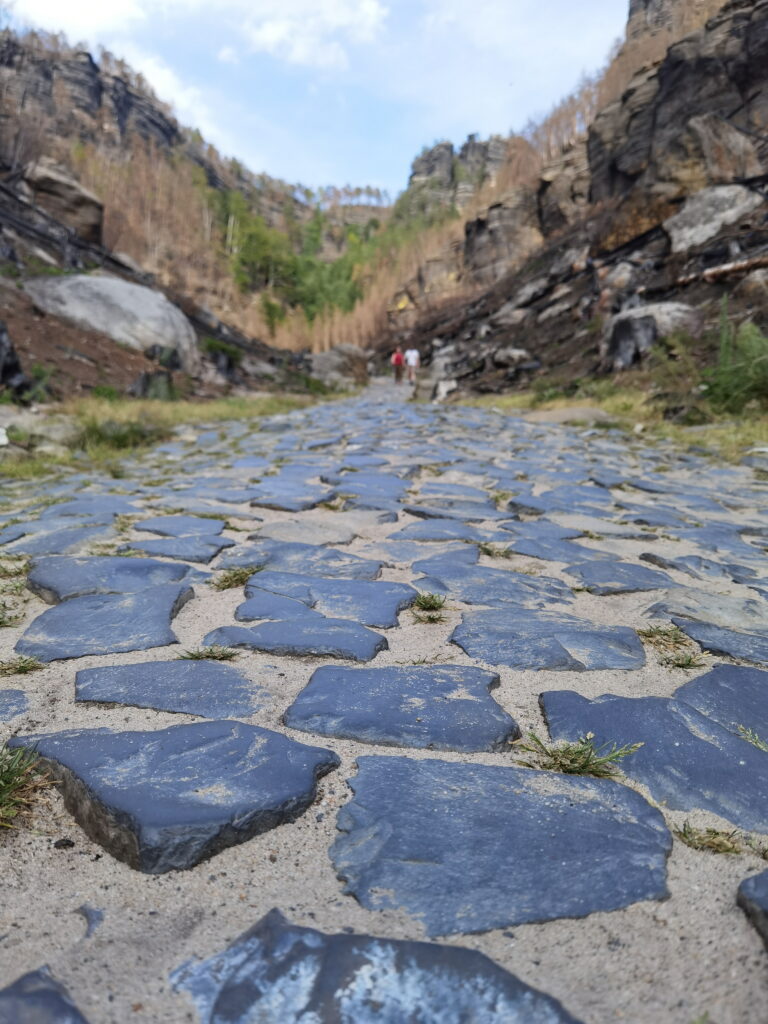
404,346,420,384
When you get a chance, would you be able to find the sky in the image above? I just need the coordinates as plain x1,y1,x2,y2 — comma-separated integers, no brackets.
9,0,629,197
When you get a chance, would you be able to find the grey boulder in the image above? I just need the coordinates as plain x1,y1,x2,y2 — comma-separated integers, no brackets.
22,274,201,374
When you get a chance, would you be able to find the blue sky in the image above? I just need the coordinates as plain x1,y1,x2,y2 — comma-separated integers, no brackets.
11,1,629,197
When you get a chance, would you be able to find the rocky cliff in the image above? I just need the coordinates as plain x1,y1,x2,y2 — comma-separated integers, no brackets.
393,0,768,405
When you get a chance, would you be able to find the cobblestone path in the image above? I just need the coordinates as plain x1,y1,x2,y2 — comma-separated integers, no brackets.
1,380,768,1022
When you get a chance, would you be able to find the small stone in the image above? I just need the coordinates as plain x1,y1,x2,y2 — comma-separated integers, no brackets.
0,967,90,1023
737,870,768,951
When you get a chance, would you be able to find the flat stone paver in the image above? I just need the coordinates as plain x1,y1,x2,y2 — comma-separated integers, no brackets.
331,756,671,937
171,909,583,1023
15,583,194,661
75,660,267,718
9,721,339,873
284,664,519,751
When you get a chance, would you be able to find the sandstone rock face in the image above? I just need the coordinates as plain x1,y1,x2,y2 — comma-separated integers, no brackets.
538,141,591,235
23,274,201,374
23,158,104,244
663,184,764,252
464,187,544,286
589,0,768,203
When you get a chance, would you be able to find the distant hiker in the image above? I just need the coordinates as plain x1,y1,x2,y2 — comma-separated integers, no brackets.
404,346,421,384
391,345,405,384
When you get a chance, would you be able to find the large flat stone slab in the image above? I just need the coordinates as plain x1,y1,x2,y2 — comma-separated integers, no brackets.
242,572,417,628
120,535,234,563
75,660,266,719
672,618,768,664
171,908,582,1023
675,665,768,739
15,584,194,662
414,552,573,610
135,515,226,537
564,560,673,595
737,871,768,952
218,539,383,580
331,757,670,936
452,609,646,671
0,967,90,1023
27,556,197,604
204,619,388,662
542,691,768,832
9,721,339,873
284,665,519,752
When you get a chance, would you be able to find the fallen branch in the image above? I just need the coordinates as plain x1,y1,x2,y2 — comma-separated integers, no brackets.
675,253,768,288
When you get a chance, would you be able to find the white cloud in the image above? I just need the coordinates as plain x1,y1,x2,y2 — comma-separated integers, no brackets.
216,45,239,64
12,0,146,37
241,0,388,70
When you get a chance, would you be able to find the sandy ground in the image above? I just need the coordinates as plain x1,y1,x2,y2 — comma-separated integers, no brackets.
0,380,767,1023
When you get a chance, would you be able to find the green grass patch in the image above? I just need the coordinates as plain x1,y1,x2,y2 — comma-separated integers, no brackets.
515,732,643,778
637,624,690,651
661,651,707,670
177,646,240,661
211,567,260,591
0,746,49,830
674,821,746,856
414,593,446,612
0,656,43,677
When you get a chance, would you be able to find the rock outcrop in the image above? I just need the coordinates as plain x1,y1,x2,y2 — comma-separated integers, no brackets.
22,158,103,244
22,274,202,374
393,0,768,401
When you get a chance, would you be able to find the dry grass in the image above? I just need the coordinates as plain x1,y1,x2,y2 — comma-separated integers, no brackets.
0,656,44,677
211,567,261,591
673,821,766,857
0,746,50,831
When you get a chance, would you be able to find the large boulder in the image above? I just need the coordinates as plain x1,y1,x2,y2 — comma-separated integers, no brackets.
23,274,202,374
538,140,591,235
23,158,104,245
310,345,368,390
601,302,703,371
664,185,765,253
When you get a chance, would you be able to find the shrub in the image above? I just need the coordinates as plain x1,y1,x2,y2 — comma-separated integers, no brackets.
705,307,768,414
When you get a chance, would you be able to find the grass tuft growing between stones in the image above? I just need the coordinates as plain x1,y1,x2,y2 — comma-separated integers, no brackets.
177,646,240,661
0,746,49,830
0,656,44,677
661,651,707,670
515,732,644,779
414,593,446,612
736,725,768,753
0,601,22,628
637,624,690,651
478,543,513,559
0,559,29,580
674,821,750,856
412,611,446,625
211,567,261,591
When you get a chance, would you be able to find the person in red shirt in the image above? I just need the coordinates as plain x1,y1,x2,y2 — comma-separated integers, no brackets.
391,345,405,384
